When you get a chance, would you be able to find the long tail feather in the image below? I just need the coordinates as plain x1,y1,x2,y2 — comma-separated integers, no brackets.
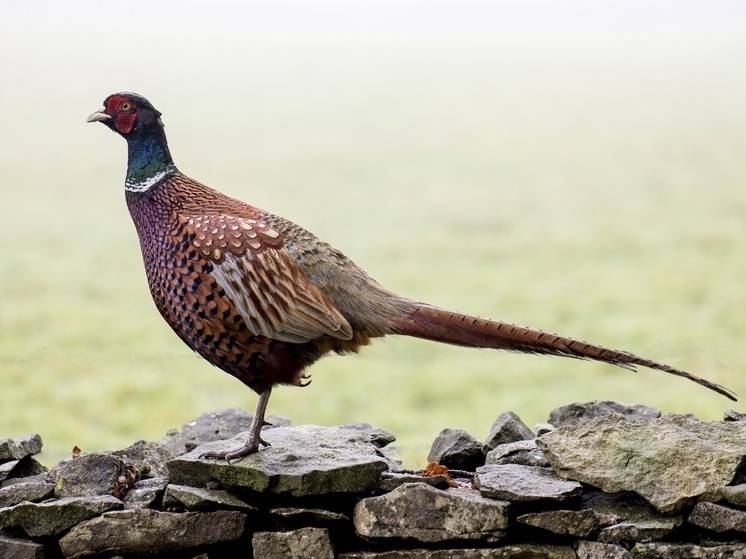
391,303,736,401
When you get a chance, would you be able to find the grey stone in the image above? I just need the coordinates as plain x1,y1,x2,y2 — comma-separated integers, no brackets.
537,414,746,512
339,546,576,558
632,543,746,558
485,439,549,467
578,491,682,542
719,483,746,506
724,410,746,422
1,472,50,489
689,501,746,534
0,480,54,507
427,429,484,471
598,517,682,543
54,453,126,497
122,476,168,509
518,509,619,537
380,471,450,491
535,423,556,436
0,534,50,559
341,423,397,448
168,424,394,497
475,464,582,502
354,482,509,543
111,440,174,478
548,401,660,428
58,509,246,559
161,408,291,455
576,540,631,559
0,495,122,537
0,460,20,482
0,457,47,484
482,412,534,453
270,506,349,526
0,435,42,462
164,483,256,511
252,527,334,559
582,491,671,521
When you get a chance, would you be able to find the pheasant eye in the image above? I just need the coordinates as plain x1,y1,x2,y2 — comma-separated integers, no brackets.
118,101,132,111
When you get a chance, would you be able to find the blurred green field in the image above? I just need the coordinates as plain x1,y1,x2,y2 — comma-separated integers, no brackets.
1,2,745,467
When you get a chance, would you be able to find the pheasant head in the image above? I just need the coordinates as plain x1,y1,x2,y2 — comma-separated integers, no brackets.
87,92,163,135
88,92,176,192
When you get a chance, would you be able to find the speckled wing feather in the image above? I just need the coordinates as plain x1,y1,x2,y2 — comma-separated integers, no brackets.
182,213,353,344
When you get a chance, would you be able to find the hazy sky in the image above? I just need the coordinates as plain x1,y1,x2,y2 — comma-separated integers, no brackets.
4,0,745,47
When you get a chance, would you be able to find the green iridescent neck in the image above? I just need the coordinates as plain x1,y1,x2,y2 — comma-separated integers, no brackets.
125,124,176,192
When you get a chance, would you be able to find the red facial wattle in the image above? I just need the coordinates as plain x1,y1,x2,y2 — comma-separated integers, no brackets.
105,94,138,134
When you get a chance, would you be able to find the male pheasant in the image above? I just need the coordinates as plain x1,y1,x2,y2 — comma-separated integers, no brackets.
88,92,736,460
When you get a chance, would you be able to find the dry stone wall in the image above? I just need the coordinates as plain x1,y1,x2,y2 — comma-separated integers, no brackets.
0,402,744,558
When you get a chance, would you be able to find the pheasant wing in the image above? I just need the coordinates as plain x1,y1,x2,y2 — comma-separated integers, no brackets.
183,213,353,343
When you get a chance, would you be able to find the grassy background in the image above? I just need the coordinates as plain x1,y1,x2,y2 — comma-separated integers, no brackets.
1,1,745,467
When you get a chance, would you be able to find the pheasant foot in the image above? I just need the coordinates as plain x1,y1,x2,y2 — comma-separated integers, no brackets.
199,387,273,463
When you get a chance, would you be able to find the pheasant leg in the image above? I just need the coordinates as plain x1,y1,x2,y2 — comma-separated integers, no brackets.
200,388,272,462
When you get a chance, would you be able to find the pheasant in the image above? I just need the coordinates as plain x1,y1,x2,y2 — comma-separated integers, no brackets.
88,92,736,461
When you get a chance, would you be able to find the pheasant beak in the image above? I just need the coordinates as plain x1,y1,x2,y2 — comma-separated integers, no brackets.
86,110,112,123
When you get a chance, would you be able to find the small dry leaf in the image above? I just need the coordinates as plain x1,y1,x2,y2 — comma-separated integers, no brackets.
421,462,459,487
423,463,449,477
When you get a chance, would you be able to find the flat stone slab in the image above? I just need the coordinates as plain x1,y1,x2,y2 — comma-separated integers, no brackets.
475,464,582,502
719,484,746,507
579,491,682,543
485,439,549,467
518,509,619,537
689,501,746,534
537,414,746,512
252,527,334,559
0,533,50,559
575,540,631,559
340,546,576,558
380,472,450,491
632,543,746,558
0,460,20,482
167,425,394,497
111,440,174,478
548,401,659,428
340,423,397,448
354,482,509,543
0,495,122,537
724,410,746,422
427,429,484,471
0,479,54,508
482,412,534,454
270,506,349,528
54,453,126,497
1,471,49,489
58,509,246,559
122,476,168,509
0,457,46,484
164,483,256,512
161,408,291,455
0,435,42,462
598,517,682,543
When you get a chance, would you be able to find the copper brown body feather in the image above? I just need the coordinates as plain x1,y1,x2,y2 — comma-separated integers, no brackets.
126,173,402,392
125,172,736,401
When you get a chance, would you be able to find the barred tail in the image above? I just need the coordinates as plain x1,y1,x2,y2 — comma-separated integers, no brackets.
391,303,736,401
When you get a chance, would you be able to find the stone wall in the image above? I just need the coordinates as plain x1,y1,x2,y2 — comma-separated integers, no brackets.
0,402,744,558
